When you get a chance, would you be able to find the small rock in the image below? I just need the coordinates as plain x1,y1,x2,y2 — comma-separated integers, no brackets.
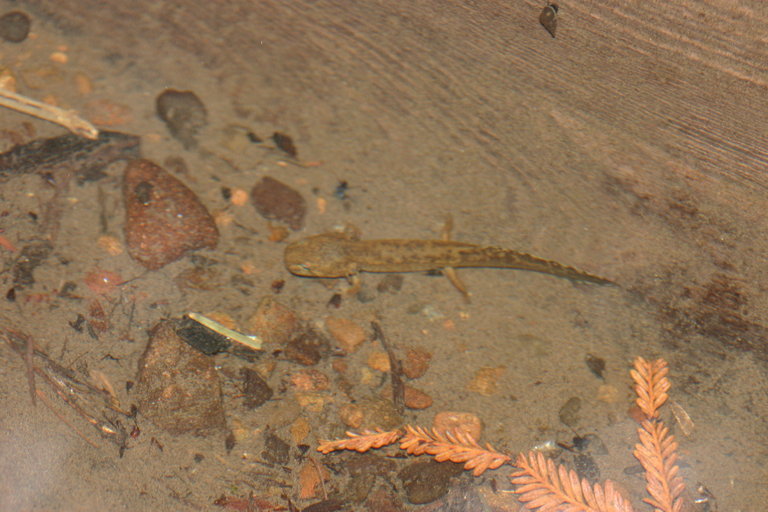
247,296,300,345
74,72,93,95
627,405,646,424
576,433,608,455
399,460,463,505
87,299,109,334
574,453,600,482
376,274,404,294
596,384,619,403
325,316,366,353
298,460,329,500
585,353,606,380
356,397,403,430
346,454,397,503
479,486,530,512
355,286,378,303
0,11,30,43
267,223,290,242
290,368,330,392
262,431,290,465
259,398,302,429
96,235,123,256
432,411,482,440
338,403,364,429
174,266,220,291
250,176,306,230
156,89,207,149
364,488,406,512
466,366,506,396
83,269,124,295
219,124,252,154
425,483,486,512
331,359,348,374
123,159,219,270
402,348,431,379
403,385,433,410
367,351,391,373
12,241,52,287
294,392,331,413
135,321,226,435
272,132,297,157
285,328,330,366
558,396,582,428
240,368,273,409
290,417,311,445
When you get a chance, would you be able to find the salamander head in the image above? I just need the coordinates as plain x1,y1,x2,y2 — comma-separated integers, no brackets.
283,234,353,278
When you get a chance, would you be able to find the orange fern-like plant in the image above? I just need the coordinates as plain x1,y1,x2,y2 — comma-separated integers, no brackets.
317,428,401,454
399,425,511,476
631,357,686,512
318,357,687,512
511,450,635,512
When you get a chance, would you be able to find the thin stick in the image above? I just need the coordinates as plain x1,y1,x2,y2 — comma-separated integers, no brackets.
0,88,98,139
371,320,405,414
35,388,99,448
23,331,36,405
309,456,328,501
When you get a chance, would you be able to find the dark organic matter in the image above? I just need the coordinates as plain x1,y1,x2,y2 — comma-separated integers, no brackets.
155,89,207,149
0,11,31,42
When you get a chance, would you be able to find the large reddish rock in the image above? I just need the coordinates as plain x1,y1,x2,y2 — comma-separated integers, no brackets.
123,159,219,269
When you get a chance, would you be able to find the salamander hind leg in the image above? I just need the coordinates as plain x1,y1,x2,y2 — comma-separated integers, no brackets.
443,266,471,303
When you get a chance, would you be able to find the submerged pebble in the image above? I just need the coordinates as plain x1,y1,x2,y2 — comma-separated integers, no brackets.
240,368,273,409
325,316,367,354
403,385,432,410
247,296,300,346
156,89,207,149
0,11,30,43
558,396,582,427
399,460,463,505
432,411,482,440
250,176,306,230
402,347,432,379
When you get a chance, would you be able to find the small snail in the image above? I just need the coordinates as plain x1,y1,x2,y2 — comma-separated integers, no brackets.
539,3,559,38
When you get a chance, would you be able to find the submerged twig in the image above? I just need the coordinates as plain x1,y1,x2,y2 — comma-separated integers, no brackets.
0,88,98,139
23,330,36,405
35,388,99,449
1,327,132,449
371,320,405,414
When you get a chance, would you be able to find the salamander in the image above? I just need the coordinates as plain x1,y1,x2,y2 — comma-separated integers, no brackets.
284,230,613,299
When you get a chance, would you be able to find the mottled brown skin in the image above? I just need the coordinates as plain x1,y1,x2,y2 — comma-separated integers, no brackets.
284,232,613,285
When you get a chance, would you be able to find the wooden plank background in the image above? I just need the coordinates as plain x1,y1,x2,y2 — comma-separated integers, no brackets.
30,0,766,354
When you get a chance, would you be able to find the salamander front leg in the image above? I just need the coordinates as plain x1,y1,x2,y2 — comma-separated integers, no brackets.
344,273,362,297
